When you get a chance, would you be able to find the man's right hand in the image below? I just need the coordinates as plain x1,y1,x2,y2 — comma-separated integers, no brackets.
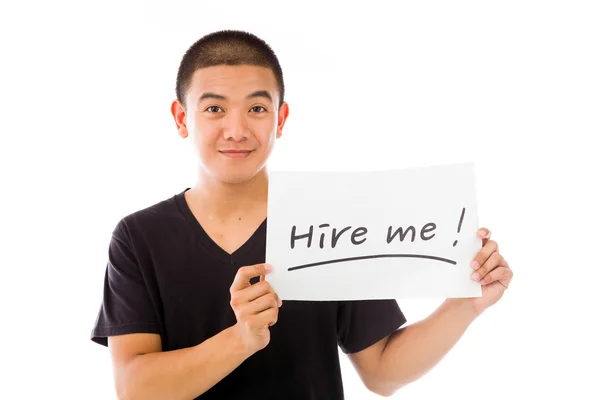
229,263,282,355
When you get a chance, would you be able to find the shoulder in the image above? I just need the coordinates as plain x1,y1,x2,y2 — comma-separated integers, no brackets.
112,189,188,244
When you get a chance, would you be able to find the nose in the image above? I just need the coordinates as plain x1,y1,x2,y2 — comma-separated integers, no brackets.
223,110,250,141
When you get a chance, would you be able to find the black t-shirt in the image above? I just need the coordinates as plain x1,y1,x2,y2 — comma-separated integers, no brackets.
91,188,407,399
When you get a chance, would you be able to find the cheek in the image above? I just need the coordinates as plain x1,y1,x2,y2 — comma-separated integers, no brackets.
256,118,278,145
193,120,219,146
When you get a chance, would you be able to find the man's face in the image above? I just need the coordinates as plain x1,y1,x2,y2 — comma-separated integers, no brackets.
172,64,289,185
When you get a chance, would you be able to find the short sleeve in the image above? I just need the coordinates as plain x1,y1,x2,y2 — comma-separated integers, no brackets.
90,219,161,347
337,299,407,354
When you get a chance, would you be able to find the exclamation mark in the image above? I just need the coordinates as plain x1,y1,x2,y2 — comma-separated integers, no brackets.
453,207,466,247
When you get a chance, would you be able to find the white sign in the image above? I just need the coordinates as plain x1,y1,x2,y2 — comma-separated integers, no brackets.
265,162,483,300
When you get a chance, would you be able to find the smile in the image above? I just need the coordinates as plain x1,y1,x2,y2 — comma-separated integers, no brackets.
219,150,253,159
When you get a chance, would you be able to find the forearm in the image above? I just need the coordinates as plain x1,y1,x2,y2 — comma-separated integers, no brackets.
118,326,250,400
376,299,479,395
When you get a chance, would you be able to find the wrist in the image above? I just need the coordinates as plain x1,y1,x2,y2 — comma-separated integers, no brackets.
443,298,481,322
225,324,254,359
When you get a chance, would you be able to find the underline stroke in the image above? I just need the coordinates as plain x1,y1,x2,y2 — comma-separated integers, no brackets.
287,254,457,271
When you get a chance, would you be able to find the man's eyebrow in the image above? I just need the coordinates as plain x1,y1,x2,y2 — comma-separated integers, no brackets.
198,92,226,102
246,90,272,102
198,90,273,103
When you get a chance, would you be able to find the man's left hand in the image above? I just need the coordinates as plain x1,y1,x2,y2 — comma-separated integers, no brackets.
467,227,513,315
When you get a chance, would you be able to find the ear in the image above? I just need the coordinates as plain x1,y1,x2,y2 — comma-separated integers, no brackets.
276,102,289,139
171,100,189,139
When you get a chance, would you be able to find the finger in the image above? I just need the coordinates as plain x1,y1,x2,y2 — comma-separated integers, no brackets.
478,266,513,289
231,263,272,292
471,251,505,282
258,307,279,327
245,292,280,315
241,280,275,303
470,240,498,270
260,275,282,307
477,227,491,247
243,284,282,308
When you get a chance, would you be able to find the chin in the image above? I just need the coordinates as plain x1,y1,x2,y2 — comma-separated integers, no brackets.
199,152,271,184
211,168,264,185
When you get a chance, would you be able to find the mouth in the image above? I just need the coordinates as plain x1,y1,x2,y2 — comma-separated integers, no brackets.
219,150,254,159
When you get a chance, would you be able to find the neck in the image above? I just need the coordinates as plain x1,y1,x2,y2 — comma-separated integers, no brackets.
188,167,269,222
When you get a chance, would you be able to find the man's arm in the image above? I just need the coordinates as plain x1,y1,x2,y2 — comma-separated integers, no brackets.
348,298,478,397
109,327,249,400
109,263,282,400
350,227,512,397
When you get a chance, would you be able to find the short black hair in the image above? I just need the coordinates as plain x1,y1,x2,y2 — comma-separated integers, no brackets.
175,30,285,110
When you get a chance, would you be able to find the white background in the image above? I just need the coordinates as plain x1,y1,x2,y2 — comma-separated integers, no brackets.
1,0,598,399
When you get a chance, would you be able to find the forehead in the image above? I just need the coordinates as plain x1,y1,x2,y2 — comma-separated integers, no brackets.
188,65,278,101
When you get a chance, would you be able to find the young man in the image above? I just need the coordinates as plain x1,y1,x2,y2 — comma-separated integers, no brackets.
91,30,513,399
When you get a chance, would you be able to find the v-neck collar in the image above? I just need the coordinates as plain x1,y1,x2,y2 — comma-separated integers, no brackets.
175,187,267,265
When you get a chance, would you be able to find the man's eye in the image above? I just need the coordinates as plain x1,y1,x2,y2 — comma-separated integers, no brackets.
206,106,223,113
250,106,266,113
